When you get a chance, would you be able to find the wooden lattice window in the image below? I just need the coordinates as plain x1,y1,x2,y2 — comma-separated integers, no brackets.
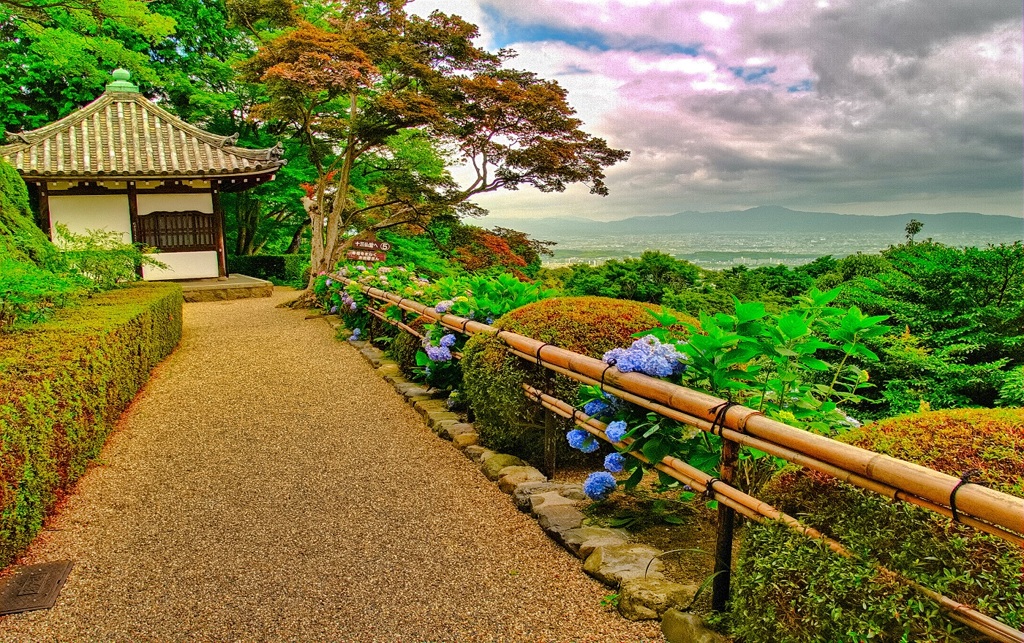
137,210,216,252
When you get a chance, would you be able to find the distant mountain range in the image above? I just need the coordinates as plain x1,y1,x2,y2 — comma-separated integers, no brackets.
483,206,1024,239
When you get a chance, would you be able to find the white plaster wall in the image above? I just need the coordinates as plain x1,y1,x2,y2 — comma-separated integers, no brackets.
143,251,220,280
136,192,213,215
49,195,131,244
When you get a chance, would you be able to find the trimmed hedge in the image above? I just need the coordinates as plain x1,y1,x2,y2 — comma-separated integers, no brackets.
461,296,695,462
228,254,309,284
0,282,183,566
731,408,1024,642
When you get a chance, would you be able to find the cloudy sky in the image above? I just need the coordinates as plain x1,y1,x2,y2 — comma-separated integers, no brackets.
407,0,1023,221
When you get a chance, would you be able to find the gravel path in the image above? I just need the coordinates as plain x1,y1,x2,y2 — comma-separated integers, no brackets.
0,290,661,642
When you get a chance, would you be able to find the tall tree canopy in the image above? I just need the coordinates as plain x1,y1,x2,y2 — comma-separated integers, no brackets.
239,0,629,289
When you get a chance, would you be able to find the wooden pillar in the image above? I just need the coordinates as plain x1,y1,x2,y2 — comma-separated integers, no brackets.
37,182,52,240
127,181,142,278
712,439,739,612
542,368,558,478
211,182,228,278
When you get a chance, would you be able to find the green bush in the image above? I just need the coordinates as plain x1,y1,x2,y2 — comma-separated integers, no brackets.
228,254,310,284
460,296,695,463
731,408,1024,642
0,282,183,566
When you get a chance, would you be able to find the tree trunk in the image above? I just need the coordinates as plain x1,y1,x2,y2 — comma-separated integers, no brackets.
286,221,308,254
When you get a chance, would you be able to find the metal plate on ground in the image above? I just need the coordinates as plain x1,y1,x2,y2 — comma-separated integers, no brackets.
0,560,74,615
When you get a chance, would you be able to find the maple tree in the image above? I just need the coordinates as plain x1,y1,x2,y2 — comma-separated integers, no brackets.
239,0,628,294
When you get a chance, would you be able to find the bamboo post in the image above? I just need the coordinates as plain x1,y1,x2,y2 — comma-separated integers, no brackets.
712,438,739,612
542,367,558,478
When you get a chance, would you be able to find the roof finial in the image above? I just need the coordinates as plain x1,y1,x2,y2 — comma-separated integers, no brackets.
106,68,139,93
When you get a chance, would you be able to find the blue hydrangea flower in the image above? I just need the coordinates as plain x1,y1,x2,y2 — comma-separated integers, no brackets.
602,335,687,379
583,471,618,501
424,366,432,377
583,399,609,417
348,327,361,341
566,429,589,449
325,278,333,287
425,345,453,362
605,420,627,443
485,317,494,325
435,300,454,313
604,452,625,473
566,429,599,453
329,305,338,314
439,334,456,348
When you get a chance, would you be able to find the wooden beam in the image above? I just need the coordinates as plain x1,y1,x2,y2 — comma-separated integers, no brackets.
37,182,52,240
211,182,228,278
127,181,142,278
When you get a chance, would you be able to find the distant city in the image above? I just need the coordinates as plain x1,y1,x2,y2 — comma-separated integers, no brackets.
484,207,1024,268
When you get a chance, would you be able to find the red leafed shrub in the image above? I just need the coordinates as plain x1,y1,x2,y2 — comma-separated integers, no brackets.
452,228,528,275
847,408,1024,494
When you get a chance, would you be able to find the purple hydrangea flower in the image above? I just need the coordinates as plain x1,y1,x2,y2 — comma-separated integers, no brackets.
583,399,609,417
583,471,618,501
325,278,333,287
605,420,627,443
350,302,358,311
348,328,361,341
425,345,453,362
435,300,454,313
604,452,625,473
439,334,456,348
329,305,338,314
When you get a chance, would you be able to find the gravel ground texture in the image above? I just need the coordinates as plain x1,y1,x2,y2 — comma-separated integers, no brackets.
0,289,662,642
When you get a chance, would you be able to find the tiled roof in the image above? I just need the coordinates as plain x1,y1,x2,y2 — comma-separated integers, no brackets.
0,86,284,181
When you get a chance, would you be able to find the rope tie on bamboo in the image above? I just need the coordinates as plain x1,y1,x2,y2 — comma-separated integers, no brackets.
534,343,550,366
461,318,471,334
599,360,617,394
708,400,738,437
704,477,721,500
949,469,982,524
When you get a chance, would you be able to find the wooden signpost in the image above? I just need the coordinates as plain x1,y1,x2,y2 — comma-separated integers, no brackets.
346,249,387,262
347,238,390,263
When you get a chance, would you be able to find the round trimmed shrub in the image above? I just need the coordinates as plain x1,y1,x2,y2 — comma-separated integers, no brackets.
387,314,427,377
731,408,1024,642
460,296,695,464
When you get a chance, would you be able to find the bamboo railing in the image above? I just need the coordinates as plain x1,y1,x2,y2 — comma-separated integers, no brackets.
337,275,1024,642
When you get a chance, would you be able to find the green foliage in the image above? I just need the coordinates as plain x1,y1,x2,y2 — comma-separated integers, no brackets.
0,258,82,330
227,254,309,286
732,409,1024,642
0,161,58,268
0,160,86,329
55,225,162,291
845,241,1024,412
997,365,1024,408
565,251,699,303
0,283,182,567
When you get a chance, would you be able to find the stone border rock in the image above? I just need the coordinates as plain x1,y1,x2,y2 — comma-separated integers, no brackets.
340,326,726,640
